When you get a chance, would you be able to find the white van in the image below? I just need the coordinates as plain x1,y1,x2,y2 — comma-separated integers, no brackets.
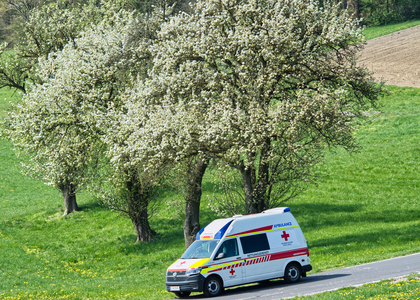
166,207,312,298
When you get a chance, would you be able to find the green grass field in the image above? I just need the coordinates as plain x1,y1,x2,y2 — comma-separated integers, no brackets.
364,19,420,40
295,85,420,272
1,24,420,300
292,274,420,300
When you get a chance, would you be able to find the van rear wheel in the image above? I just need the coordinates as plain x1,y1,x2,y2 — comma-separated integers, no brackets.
284,262,301,283
203,276,223,297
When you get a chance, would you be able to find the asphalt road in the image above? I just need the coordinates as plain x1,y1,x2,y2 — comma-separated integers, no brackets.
172,252,420,300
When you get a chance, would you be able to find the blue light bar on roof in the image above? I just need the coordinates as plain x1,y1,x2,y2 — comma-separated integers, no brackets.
284,207,290,212
196,224,209,240
214,220,233,239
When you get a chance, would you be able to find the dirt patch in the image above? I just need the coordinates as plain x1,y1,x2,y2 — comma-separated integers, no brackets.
358,25,420,88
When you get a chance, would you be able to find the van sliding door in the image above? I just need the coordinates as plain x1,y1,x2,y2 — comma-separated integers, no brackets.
240,233,274,282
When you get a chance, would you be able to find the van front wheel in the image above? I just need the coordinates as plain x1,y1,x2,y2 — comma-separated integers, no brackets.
203,276,223,297
284,263,301,283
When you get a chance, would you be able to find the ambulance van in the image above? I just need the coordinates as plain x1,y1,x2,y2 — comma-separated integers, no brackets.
166,207,312,297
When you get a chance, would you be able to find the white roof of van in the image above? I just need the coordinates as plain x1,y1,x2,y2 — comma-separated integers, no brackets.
196,207,292,240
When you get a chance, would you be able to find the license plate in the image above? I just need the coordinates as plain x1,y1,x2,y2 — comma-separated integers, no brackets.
170,286,180,291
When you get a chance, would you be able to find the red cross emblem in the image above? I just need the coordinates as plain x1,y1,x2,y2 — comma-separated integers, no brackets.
281,231,290,241
229,268,235,275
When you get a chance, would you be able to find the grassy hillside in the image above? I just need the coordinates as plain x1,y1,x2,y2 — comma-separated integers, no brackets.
364,19,420,40
1,25,420,300
294,86,420,269
1,85,419,299
293,275,420,300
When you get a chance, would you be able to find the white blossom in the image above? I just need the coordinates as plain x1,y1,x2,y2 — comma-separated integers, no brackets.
116,0,384,213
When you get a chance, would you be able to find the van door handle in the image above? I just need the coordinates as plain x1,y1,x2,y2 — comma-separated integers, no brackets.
236,257,241,259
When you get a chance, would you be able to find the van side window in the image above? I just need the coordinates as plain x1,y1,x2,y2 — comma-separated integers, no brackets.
240,233,270,254
215,239,239,259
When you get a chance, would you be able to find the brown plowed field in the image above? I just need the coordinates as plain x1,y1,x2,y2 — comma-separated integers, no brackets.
358,25,420,88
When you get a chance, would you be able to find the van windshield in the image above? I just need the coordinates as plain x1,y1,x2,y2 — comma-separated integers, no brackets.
181,240,220,259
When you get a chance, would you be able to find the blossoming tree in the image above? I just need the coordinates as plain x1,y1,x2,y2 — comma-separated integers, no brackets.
0,1,126,93
119,0,385,217
9,8,151,214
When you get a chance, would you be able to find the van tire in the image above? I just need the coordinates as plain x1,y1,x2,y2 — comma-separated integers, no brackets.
284,262,301,283
174,291,191,298
203,276,224,297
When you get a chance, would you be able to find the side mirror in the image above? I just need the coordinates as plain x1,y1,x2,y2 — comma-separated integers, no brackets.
215,252,226,260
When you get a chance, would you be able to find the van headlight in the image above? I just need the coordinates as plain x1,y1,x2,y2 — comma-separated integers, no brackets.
186,267,202,276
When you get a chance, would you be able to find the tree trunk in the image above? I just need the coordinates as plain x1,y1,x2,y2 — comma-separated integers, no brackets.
184,155,208,249
239,138,271,215
61,184,79,216
127,177,153,243
254,138,271,213
132,217,152,243
254,163,269,213
240,164,258,215
352,0,360,19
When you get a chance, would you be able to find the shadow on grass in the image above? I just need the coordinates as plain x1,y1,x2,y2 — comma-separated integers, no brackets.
310,224,420,249
77,201,108,212
116,211,223,259
291,203,419,228
114,216,186,256
290,203,420,255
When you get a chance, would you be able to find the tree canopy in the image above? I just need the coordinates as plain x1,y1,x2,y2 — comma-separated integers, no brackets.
7,0,385,242
8,1,180,241
9,7,141,213
116,0,385,214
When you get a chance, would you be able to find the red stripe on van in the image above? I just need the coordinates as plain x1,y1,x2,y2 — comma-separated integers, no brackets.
204,247,309,273
269,247,309,261
226,225,273,238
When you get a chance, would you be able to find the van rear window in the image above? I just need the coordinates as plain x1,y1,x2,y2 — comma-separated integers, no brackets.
240,233,270,254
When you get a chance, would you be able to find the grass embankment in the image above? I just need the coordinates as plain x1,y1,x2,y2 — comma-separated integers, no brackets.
364,19,420,40
293,275,420,300
1,25,420,300
1,86,419,299
296,86,420,272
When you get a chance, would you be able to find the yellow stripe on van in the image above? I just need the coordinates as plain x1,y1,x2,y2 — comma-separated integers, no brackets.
228,225,299,239
201,260,241,275
271,225,299,232
190,258,210,269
